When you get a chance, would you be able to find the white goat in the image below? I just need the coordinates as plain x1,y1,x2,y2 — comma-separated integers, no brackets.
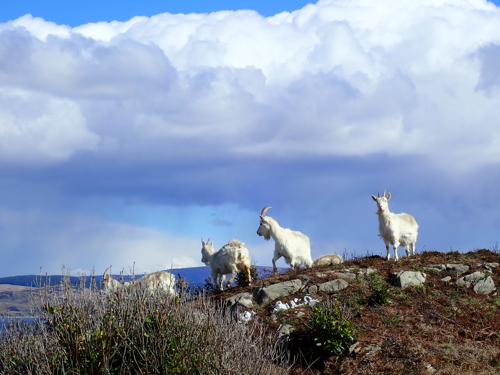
101,267,177,296
201,237,252,290
313,254,344,267
257,206,313,274
371,190,419,261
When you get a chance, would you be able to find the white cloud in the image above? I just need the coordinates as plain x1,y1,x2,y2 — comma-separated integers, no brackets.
0,208,202,276
0,0,498,172
0,89,99,163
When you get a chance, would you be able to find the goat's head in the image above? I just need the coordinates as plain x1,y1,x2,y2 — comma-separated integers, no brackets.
201,237,214,265
257,206,272,240
371,190,391,213
101,266,113,292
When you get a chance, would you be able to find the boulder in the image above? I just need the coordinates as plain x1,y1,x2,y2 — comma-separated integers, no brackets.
318,279,349,293
392,271,426,288
424,265,445,272
473,276,496,295
335,272,356,280
226,292,254,308
252,279,302,306
446,264,469,275
457,271,485,288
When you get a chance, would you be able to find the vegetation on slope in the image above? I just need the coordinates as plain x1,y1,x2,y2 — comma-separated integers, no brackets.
1,248,500,374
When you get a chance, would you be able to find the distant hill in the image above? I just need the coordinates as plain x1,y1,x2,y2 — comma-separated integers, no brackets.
0,265,281,290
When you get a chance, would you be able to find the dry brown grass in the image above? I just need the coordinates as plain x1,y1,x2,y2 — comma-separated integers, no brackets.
0,271,291,374
217,248,500,374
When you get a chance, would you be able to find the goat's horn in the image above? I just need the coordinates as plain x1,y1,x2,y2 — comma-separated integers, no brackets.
383,189,386,197
201,236,204,244
261,206,272,216
103,266,110,277
377,190,380,197
207,237,211,244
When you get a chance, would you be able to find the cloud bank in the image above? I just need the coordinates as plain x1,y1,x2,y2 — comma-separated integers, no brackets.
1,0,500,276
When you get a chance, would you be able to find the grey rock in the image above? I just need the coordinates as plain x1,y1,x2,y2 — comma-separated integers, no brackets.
392,271,426,288
486,262,499,268
358,268,378,277
315,273,328,278
473,276,496,295
226,292,254,308
252,279,302,305
441,276,452,282
308,285,318,295
318,279,349,293
446,264,470,275
335,272,356,280
364,341,382,358
277,324,293,349
424,265,445,272
457,271,485,288
277,323,293,336
298,275,313,291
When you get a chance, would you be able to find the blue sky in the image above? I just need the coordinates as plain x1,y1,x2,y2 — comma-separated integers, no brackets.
1,1,317,26
1,0,500,277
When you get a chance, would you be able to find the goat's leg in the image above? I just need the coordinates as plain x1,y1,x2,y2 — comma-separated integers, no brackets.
385,242,391,261
219,274,226,290
411,242,416,255
405,245,411,257
272,253,282,275
226,268,238,288
393,243,399,262
245,264,252,285
212,270,222,290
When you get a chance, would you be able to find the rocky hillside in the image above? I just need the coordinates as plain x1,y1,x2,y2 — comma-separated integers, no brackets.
214,249,500,374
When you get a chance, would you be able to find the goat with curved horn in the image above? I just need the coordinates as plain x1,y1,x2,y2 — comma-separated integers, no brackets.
260,206,272,217
257,206,313,274
371,190,419,261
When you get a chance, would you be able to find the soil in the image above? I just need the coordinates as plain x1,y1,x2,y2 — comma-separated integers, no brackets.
215,249,500,374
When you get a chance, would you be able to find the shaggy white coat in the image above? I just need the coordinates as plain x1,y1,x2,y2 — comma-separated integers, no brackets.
371,191,419,262
256,207,313,274
102,269,177,295
201,238,252,290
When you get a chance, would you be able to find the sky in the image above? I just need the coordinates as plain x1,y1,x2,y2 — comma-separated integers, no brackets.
1,0,500,278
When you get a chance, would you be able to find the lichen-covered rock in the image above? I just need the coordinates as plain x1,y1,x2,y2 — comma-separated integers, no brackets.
392,271,426,288
252,279,302,305
335,272,356,280
226,292,254,308
457,271,485,288
446,264,470,275
318,279,349,292
425,264,445,272
473,276,496,295
357,268,378,277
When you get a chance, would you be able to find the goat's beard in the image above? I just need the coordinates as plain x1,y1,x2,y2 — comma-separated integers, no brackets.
263,232,271,241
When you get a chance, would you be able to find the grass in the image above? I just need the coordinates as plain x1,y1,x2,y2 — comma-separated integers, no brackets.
0,271,290,375
2,248,500,374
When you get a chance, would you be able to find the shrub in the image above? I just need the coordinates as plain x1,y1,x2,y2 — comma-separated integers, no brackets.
0,271,290,375
309,299,356,356
235,266,259,287
367,272,391,306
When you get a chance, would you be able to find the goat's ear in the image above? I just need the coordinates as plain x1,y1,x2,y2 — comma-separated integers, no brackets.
201,237,205,245
371,195,377,201
386,193,391,201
